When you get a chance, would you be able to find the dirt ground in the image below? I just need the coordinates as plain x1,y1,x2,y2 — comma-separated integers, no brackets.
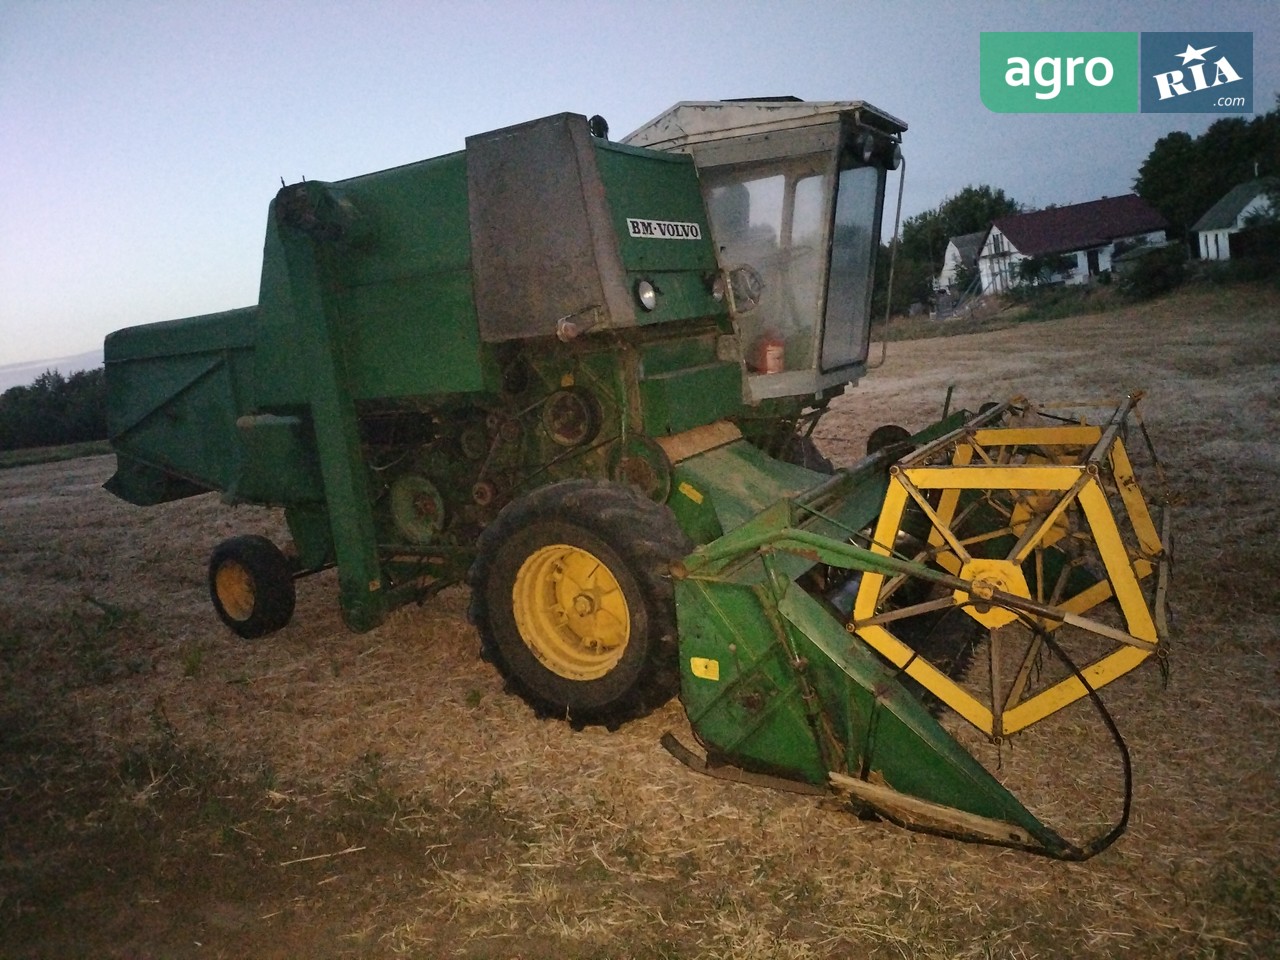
2,282,1277,959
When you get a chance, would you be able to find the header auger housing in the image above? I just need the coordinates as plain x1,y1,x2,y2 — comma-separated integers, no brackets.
104,99,1170,857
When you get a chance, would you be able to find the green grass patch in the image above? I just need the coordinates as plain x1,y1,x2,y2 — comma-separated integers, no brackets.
0,439,111,469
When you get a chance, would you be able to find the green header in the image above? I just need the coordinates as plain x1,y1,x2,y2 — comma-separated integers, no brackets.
981,32,1139,113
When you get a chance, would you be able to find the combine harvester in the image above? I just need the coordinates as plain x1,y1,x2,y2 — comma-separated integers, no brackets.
104,99,1171,858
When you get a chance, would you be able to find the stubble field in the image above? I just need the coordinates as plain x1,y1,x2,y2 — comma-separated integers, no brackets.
1,282,1277,958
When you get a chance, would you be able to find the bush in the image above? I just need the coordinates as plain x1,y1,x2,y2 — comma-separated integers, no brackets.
1116,243,1188,300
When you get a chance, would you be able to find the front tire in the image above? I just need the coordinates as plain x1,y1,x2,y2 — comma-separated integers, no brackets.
468,480,691,727
208,535,296,639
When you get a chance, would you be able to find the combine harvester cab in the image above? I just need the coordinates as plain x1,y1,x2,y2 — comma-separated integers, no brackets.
103,98,1171,858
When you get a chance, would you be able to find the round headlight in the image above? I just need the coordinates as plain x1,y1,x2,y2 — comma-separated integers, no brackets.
636,279,657,311
854,132,876,164
881,141,903,171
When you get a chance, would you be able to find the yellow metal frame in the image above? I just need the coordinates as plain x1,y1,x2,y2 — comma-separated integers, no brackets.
851,401,1167,738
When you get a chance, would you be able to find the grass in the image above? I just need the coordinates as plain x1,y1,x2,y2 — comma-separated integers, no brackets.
0,438,110,469
879,259,1279,344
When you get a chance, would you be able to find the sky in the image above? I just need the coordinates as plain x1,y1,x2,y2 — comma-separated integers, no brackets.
1,0,1276,369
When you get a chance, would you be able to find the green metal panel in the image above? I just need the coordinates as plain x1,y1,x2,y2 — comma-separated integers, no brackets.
668,439,837,534
636,331,741,435
337,272,492,400
104,308,259,504
105,307,256,362
593,139,727,330
595,140,717,270
229,414,324,504
255,152,493,408
674,516,1066,852
677,576,828,778
640,363,742,436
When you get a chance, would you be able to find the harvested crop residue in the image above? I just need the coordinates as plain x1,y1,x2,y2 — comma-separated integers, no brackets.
2,282,1278,958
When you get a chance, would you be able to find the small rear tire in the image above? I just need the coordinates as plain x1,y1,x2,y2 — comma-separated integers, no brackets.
209,535,296,639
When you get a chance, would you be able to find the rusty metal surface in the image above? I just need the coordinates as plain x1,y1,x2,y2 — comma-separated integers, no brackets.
466,113,630,343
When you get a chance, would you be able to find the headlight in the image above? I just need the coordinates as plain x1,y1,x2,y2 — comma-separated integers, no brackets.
880,141,903,170
853,132,876,164
636,279,658,311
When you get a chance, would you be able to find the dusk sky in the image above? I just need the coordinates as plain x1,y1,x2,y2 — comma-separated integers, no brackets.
1,0,1275,368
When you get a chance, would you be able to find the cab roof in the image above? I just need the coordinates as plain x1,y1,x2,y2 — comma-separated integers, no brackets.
622,99,907,152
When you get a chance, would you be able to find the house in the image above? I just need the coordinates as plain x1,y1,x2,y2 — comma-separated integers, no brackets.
977,195,1168,294
1192,177,1278,261
936,230,986,292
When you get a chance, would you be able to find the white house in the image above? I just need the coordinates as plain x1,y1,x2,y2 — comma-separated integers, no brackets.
1192,178,1278,261
935,231,986,291
978,195,1168,294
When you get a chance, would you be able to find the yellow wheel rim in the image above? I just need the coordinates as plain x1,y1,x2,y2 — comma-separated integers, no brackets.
215,562,256,622
511,543,631,680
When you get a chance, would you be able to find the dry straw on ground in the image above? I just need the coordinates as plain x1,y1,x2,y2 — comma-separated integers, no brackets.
1,282,1278,958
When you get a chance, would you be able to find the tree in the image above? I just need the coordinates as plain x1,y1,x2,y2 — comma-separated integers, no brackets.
1016,254,1075,286
936,185,1021,240
952,260,979,296
0,367,106,451
875,184,1021,313
1134,98,1280,241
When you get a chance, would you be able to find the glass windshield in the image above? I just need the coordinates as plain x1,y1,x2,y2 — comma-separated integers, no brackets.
821,164,882,370
703,155,832,374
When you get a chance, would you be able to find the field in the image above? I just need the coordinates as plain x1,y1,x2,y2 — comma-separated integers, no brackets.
2,282,1277,959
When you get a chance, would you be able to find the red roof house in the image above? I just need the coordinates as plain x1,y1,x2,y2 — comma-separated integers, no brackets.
978,195,1168,293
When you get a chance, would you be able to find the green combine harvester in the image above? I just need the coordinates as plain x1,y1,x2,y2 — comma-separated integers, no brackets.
104,99,1171,859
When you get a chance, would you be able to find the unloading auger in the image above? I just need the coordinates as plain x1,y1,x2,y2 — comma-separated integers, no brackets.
665,394,1170,859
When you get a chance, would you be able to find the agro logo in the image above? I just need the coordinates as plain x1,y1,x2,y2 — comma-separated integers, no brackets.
979,33,1138,113
1140,33,1253,113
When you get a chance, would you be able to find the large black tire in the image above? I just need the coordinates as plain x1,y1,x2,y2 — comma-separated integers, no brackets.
208,535,296,639
468,480,692,727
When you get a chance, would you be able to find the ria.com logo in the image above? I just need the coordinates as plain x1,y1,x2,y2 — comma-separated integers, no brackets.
1141,33,1253,112
981,32,1254,113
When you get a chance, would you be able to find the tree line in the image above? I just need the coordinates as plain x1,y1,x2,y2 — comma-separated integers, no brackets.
1134,98,1279,239
0,368,107,452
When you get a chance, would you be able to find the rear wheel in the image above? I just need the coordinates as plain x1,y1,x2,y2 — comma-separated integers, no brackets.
468,480,691,727
208,535,296,639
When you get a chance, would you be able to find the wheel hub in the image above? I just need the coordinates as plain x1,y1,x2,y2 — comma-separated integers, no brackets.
512,543,631,681
214,561,255,622
954,558,1030,629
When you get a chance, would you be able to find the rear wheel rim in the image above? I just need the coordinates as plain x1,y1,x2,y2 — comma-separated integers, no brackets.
215,562,255,622
511,543,630,680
